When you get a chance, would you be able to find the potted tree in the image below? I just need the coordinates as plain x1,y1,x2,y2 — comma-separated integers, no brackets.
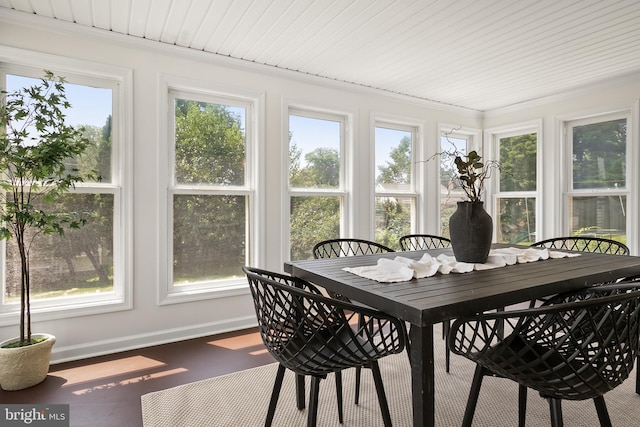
0,71,96,390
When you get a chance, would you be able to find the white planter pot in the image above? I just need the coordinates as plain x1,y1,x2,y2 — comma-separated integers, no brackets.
0,333,56,391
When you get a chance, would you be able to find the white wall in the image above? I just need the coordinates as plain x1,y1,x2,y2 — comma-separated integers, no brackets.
0,15,482,362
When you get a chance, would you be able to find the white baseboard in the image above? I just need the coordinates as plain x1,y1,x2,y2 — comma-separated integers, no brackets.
49,315,258,364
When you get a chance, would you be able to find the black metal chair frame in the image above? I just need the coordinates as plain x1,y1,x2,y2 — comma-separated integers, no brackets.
243,266,406,427
398,234,454,372
312,238,395,260
530,235,638,396
312,238,404,404
398,234,452,251
530,236,629,255
449,283,640,427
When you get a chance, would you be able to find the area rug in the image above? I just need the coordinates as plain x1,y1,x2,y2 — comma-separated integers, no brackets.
141,325,640,426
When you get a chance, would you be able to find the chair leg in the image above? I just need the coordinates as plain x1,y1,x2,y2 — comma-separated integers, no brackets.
462,364,486,427
370,361,393,427
307,376,321,427
296,374,305,410
355,366,362,404
518,385,527,427
636,355,640,395
547,398,564,427
335,370,344,424
593,396,612,427
265,364,286,427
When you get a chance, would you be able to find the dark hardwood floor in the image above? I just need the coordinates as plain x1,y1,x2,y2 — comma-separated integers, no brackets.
0,328,273,427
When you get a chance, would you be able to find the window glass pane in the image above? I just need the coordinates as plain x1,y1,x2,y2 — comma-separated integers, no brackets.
375,196,412,250
4,194,114,302
499,133,536,192
440,136,468,238
568,196,626,244
290,196,341,260
7,74,113,183
375,127,411,189
496,197,536,245
3,73,115,305
174,99,246,186
572,119,626,190
173,195,246,285
289,115,341,189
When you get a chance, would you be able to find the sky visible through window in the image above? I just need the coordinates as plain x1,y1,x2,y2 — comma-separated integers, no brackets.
7,74,112,129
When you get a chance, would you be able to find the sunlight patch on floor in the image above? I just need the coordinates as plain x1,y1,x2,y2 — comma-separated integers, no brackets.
55,356,168,386
71,367,189,395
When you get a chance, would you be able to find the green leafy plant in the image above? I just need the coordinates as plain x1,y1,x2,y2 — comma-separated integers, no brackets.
450,150,500,202
0,71,98,347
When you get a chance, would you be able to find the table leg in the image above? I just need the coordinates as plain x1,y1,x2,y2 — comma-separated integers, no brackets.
410,323,435,427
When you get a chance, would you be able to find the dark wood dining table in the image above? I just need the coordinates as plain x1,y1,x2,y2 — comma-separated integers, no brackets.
284,245,640,427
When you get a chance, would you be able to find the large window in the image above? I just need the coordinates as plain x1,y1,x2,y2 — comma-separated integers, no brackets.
167,89,252,297
0,66,127,318
492,127,539,245
288,109,346,260
565,114,628,244
439,127,481,238
374,123,416,250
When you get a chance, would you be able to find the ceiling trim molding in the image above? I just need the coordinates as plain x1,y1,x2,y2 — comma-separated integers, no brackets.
0,8,482,117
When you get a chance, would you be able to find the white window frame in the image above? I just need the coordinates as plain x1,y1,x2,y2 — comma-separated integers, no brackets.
285,106,350,261
0,46,132,323
562,110,631,243
486,120,542,243
158,76,262,305
373,118,420,234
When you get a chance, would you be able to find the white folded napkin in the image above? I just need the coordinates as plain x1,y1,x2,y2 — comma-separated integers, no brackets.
435,254,474,274
343,258,414,283
393,254,441,278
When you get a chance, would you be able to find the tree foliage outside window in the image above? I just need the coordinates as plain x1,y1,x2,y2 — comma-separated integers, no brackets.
3,75,114,303
172,98,247,284
572,119,626,190
568,117,627,243
375,131,412,250
496,133,537,245
289,114,343,260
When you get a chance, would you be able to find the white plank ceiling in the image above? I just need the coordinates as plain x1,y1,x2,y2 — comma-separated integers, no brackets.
1,0,640,111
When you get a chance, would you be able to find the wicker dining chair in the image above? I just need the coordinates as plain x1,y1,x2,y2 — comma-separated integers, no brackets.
530,236,629,255
530,235,638,395
398,234,454,372
243,267,406,427
312,238,405,403
449,282,640,427
398,234,452,251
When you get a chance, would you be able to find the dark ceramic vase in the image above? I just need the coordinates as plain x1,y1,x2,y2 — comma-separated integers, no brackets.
449,201,493,263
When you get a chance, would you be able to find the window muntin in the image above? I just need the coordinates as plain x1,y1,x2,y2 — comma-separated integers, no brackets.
374,124,416,250
495,132,538,245
566,115,628,243
288,110,346,260
168,91,251,292
1,68,122,313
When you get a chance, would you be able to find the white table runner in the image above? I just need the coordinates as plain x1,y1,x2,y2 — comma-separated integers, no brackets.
342,247,580,283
